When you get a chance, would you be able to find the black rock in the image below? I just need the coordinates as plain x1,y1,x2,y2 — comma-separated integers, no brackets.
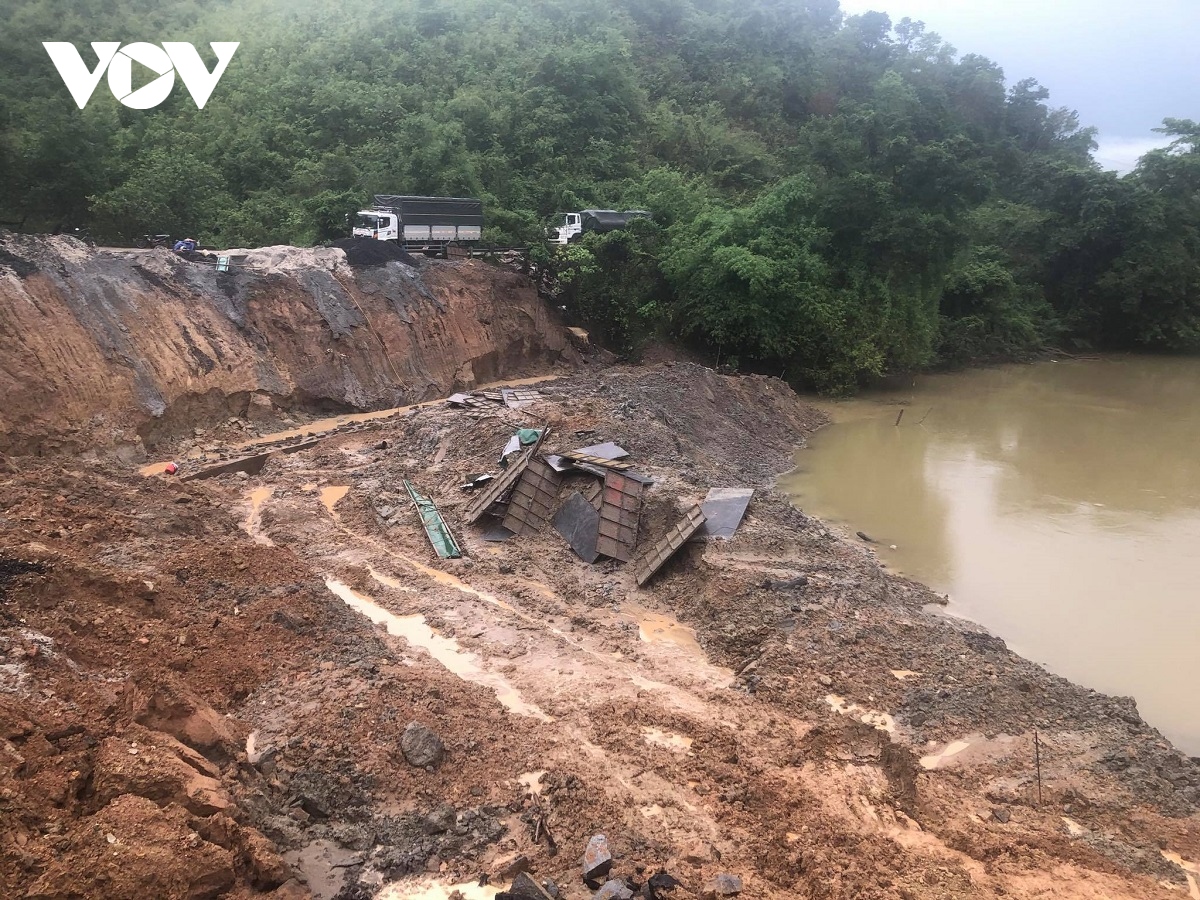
582,833,613,885
400,721,445,768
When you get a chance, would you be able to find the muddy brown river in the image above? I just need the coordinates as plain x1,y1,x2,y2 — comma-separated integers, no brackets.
781,356,1200,753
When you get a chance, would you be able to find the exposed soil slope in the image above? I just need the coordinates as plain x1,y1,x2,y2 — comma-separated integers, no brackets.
0,235,575,457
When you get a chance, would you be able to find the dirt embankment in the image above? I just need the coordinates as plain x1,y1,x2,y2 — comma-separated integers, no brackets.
0,235,576,458
2,362,1199,900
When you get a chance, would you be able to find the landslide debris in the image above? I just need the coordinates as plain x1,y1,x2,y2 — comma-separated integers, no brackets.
2,362,1198,900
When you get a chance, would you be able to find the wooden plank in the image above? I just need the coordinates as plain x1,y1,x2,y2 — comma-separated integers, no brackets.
559,450,635,472
632,505,707,586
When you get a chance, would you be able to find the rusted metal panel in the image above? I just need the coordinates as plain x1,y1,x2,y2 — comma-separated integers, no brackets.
596,470,644,561
559,450,635,472
632,504,707,586
462,445,534,524
501,457,562,536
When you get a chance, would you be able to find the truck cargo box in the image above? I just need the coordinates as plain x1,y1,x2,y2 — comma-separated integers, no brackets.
579,209,651,233
372,196,483,227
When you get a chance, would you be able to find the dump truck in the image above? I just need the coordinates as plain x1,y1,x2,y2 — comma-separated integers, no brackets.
548,209,651,245
353,195,483,256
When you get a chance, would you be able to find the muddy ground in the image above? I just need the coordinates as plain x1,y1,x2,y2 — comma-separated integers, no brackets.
2,362,1199,900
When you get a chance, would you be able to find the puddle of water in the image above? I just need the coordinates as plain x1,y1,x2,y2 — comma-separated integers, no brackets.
642,726,694,753
369,567,418,593
320,485,350,514
625,605,704,654
518,770,547,796
919,739,972,770
376,879,497,900
826,694,896,734
782,356,1200,753
1162,851,1200,899
326,579,550,721
241,487,274,544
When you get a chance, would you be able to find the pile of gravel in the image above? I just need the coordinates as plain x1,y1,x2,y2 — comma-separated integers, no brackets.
332,237,419,268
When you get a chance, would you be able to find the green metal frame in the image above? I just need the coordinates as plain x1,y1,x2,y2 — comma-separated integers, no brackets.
405,480,463,559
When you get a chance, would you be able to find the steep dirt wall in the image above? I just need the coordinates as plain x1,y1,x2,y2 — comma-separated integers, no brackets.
0,235,575,457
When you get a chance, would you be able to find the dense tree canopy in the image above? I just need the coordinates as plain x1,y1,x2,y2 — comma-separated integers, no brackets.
2,0,1197,389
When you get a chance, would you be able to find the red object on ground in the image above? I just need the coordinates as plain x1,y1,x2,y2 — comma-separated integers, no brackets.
164,462,179,475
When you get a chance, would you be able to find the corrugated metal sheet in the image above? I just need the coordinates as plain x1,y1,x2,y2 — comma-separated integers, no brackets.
632,504,707,586
501,457,562,536
596,470,644,561
405,480,462,559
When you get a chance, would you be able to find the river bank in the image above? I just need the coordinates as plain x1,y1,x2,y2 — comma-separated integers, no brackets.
2,362,1198,899
780,355,1200,755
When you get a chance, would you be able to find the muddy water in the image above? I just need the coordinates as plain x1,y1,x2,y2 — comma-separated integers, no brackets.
325,578,550,721
780,356,1200,752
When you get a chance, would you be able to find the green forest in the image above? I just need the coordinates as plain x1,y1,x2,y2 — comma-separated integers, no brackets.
2,0,1199,389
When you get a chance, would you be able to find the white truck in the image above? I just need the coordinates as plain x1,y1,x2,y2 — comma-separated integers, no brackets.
353,195,483,255
547,209,651,244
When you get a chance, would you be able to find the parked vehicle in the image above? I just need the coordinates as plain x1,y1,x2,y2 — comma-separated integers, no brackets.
135,233,173,248
353,195,482,256
547,209,650,244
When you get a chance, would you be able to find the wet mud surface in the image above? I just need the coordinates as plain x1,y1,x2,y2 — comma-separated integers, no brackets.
2,363,1199,899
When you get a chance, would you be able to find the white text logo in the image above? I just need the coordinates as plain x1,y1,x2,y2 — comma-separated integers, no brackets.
42,41,239,110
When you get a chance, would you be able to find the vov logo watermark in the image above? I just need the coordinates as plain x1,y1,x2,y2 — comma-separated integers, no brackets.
43,42,239,110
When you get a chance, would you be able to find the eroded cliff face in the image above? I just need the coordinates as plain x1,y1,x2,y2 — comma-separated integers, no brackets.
0,236,574,456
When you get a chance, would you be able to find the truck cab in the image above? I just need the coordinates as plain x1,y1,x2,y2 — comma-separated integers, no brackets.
549,213,583,245
352,210,399,242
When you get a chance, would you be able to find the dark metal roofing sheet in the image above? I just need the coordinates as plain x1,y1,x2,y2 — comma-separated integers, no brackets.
552,491,601,563
695,488,754,540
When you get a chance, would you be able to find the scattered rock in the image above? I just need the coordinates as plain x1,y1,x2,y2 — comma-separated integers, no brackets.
595,879,634,899
400,721,445,768
817,674,833,688
492,851,530,880
683,842,718,866
856,531,876,543
991,807,1011,824
648,872,682,895
423,804,457,834
701,874,743,899
497,871,556,900
582,833,613,886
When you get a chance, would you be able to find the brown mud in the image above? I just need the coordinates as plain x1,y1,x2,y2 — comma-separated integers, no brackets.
1,239,1198,900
